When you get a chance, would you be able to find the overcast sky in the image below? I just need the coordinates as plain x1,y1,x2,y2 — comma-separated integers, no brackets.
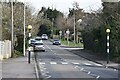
19,0,102,13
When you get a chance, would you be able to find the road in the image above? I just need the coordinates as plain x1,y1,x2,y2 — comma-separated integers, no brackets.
35,40,119,80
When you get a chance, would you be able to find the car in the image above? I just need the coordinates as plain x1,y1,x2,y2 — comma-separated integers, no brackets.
41,34,48,40
52,39,61,45
35,36,42,41
30,39,36,47
34,41,45,52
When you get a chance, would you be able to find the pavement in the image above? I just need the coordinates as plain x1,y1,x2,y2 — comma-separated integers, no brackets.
60,45,120,70
2,53,39,79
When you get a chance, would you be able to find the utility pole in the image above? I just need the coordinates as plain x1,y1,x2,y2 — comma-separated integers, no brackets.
11,0,14,57
52,18,54,39
23,0,26,56
73,8,76,44
0,1,2,41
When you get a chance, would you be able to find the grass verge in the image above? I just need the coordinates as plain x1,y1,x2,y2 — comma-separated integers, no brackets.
61,40,84,48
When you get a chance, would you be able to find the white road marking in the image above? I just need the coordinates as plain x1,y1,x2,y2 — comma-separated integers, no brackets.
40,68,46,70
50,62,57,64
80,68,84,71
39,62,45,65
61,62,68,64
41,69,44,72
46,75,52,78
95,63,103,67
82,69,88,73
72,62,80,65
114,69,117,71
46,45,53,52
75,66,79,68
89,73,97,77
88,71,91,74
84,63,92,66
41,73,46,75
96,76,100,79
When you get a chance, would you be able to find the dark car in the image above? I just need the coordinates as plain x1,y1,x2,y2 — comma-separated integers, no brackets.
52,39,61,45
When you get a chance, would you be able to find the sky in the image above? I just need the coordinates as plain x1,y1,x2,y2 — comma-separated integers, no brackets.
19,0,102,14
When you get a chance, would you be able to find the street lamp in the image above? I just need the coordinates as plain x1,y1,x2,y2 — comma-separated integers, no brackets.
59,30,62,41
27,25,32,64
52,18,54,39
11,0,14,58
77,19,82,43
106,28,110,64
23,0,26,56
66,29,70,46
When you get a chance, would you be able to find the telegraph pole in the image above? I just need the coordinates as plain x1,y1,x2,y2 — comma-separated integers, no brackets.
11,0,14,57
73,8,76,44
23,0,26,56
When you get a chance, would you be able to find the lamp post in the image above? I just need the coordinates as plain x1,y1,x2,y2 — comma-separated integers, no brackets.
23,0,26,56
11,0,14,58
59,30,62,41
106,28,110,64
52,18,54,39
66,29,70,46
77,19,82,43
73,8,76,44
27,25,32,64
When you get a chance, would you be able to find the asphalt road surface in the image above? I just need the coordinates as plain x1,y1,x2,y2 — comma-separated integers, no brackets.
35,40,119,80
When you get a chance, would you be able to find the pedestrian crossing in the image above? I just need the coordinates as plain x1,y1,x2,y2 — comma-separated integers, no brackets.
39,61,103,67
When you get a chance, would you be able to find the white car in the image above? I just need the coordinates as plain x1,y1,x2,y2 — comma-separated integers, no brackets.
34,41,45,52
35,36,42,41
41,34,48,40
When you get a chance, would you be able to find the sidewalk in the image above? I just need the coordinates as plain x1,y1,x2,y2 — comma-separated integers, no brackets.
2,56,37,79
61,45,120,70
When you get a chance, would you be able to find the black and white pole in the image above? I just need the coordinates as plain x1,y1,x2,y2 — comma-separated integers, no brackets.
28,25,32,64
28,30,31,64
106,29,110,64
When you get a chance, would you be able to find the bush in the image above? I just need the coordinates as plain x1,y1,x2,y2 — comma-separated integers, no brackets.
13,50,23,57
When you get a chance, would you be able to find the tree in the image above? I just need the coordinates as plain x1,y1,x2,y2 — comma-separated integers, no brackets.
2,1,37,54
102,2,120,62
68,1,85,42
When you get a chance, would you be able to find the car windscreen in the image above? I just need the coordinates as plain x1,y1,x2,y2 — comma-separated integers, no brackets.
34,43,43,45
31,40,36,43
54,40,59,41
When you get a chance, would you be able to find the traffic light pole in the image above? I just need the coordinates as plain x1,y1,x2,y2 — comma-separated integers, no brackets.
107,33,110,64
28,29,31,64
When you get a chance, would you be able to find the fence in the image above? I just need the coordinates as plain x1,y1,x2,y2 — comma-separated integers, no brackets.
0,40,11,60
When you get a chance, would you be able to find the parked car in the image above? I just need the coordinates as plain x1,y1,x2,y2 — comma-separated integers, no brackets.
41,34,48,40
35,36,42,41
52,39,61,45
34,41,45,52
30,39,36,46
